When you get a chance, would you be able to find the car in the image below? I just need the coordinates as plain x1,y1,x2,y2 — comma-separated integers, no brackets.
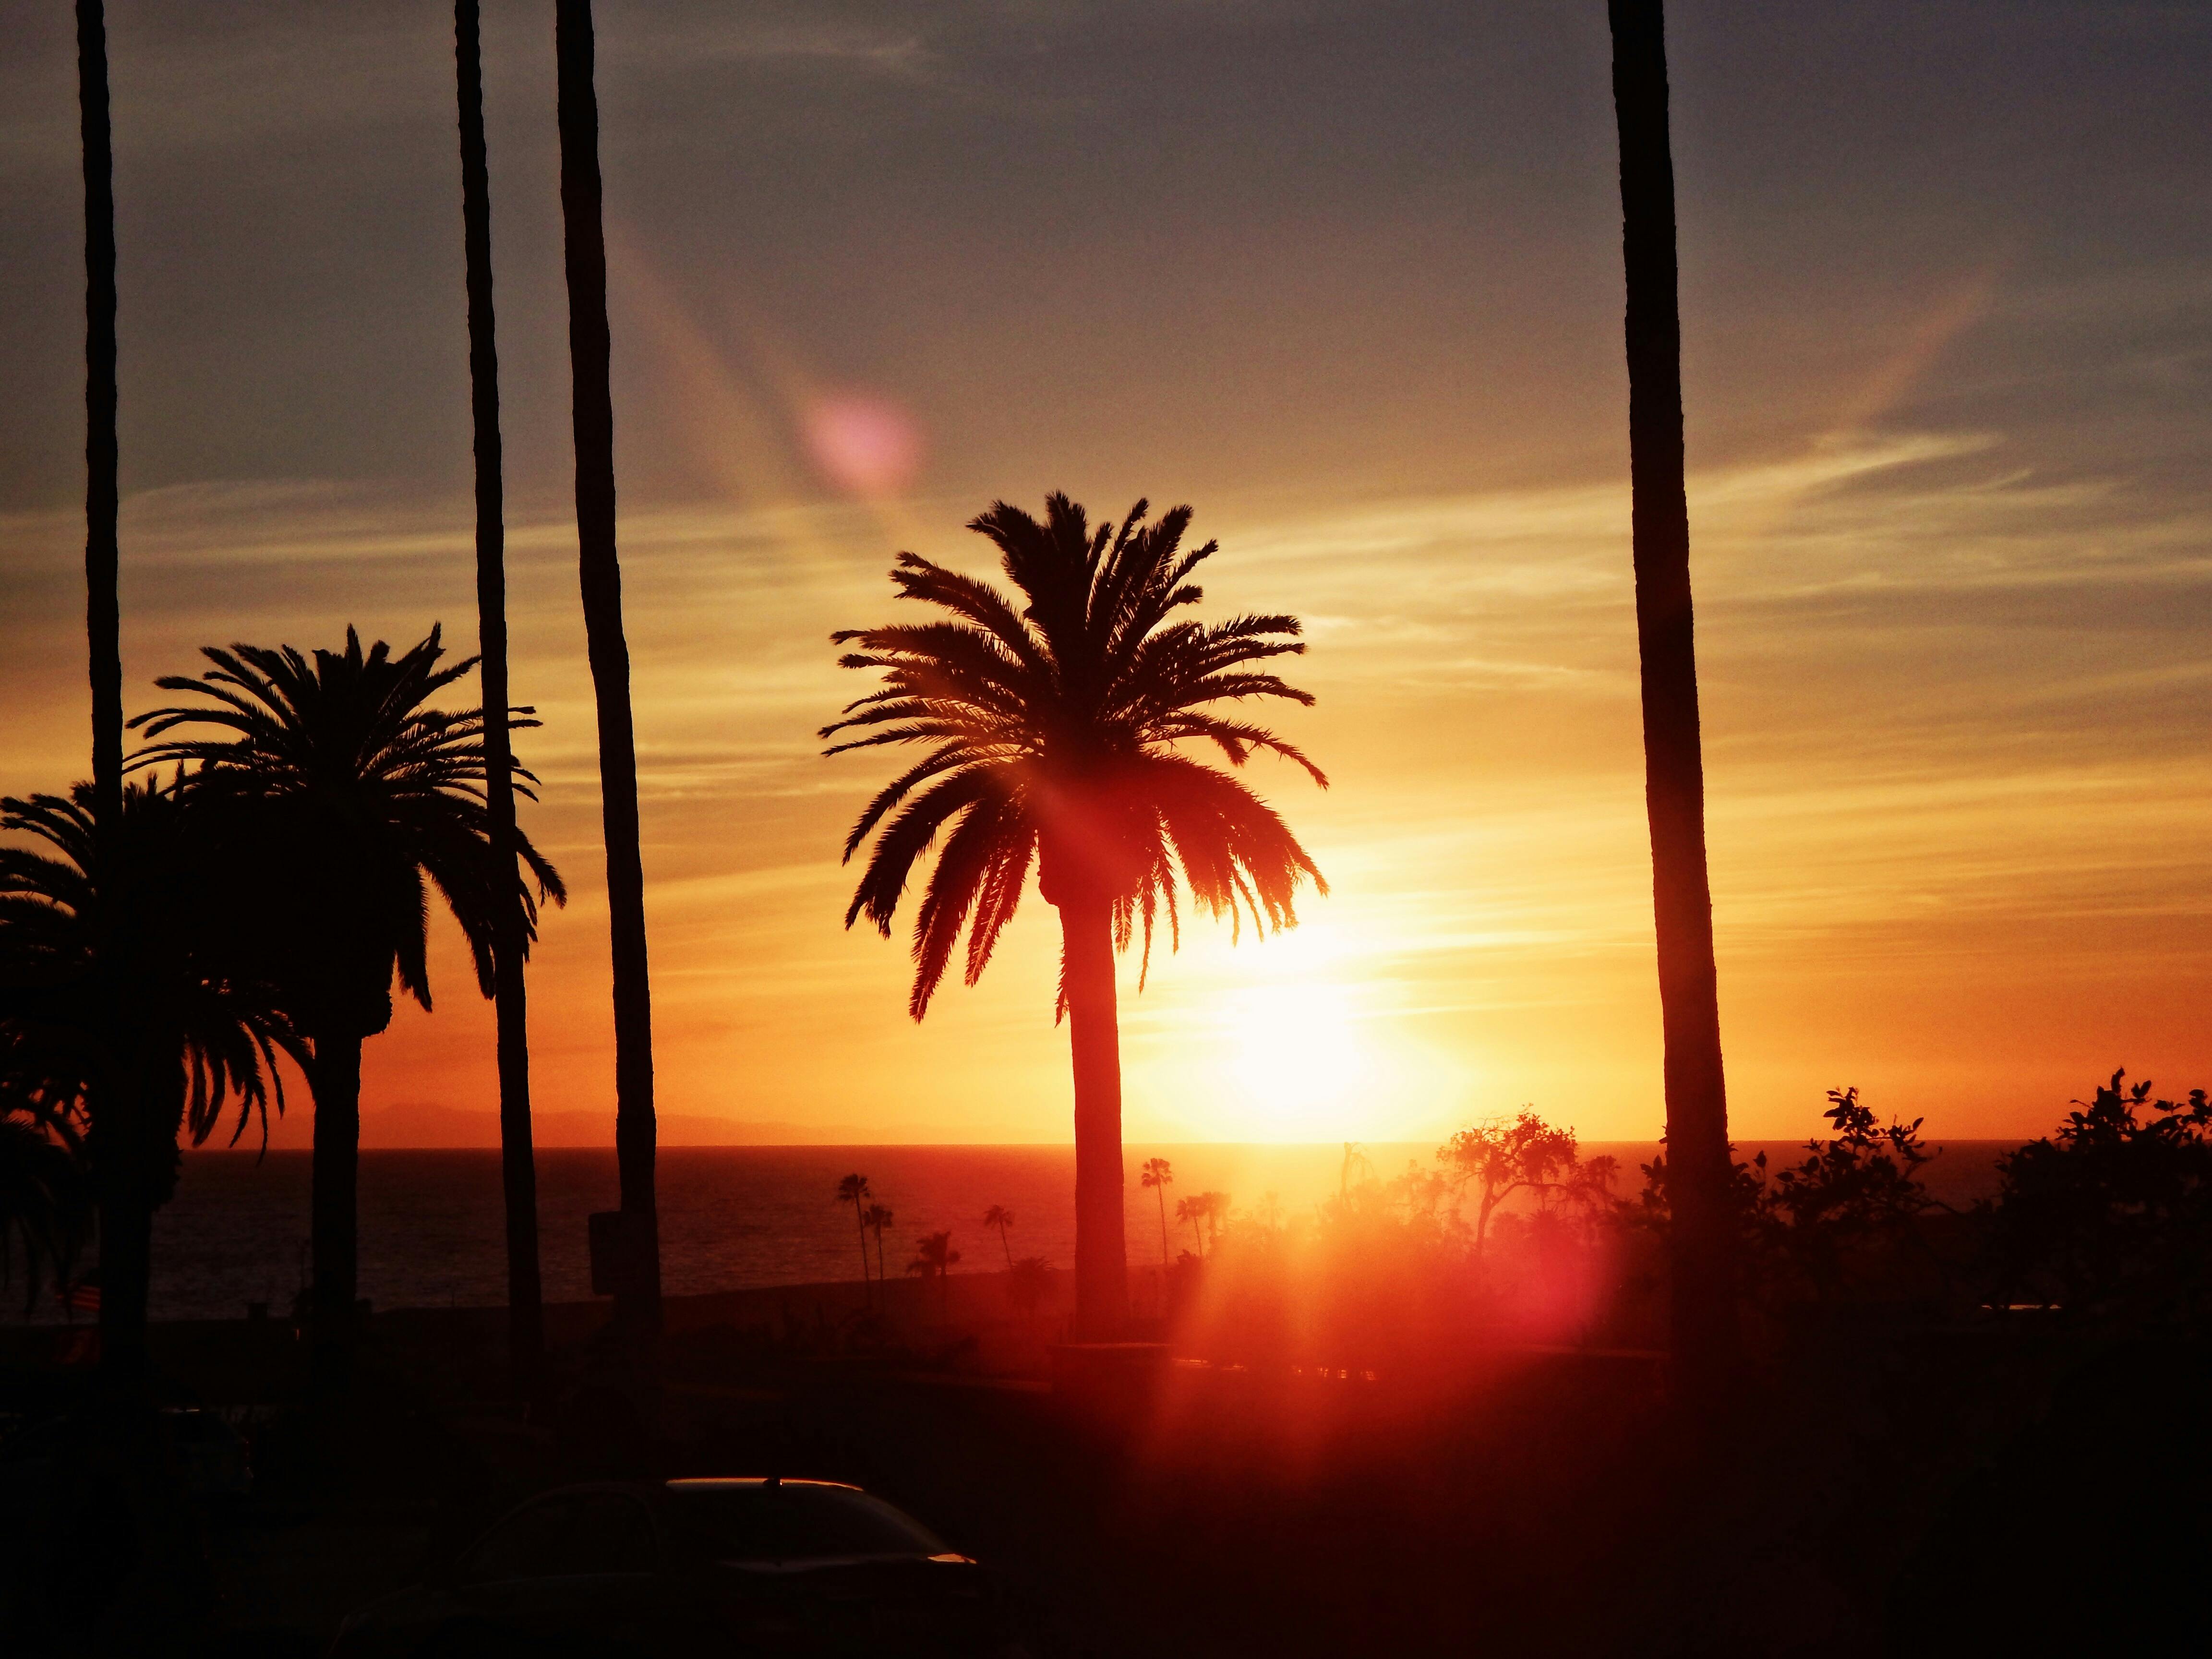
330,1477,1022,1658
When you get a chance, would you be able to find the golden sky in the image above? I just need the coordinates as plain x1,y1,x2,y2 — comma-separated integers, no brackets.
2,2,2207,1145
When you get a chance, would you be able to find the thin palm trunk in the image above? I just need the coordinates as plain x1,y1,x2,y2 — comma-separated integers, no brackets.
87,1055,156,1372
78,0,137,1381
1607,0,1736,1392
1058,895,1128,1338
998,1224,1012,1269
78,0,120,832
853,1202,873,1304
555,0,660,1337
308,1032,362,1391
455,0,544,1397
1155,1187,1169,1267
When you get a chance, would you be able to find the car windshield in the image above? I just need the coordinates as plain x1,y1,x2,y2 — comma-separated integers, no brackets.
665,1482,947,1565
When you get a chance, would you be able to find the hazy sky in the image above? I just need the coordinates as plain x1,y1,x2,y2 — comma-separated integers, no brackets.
2,1,2207,1146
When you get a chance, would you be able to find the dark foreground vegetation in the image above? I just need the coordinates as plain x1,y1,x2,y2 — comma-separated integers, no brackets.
3,1071,2209,1657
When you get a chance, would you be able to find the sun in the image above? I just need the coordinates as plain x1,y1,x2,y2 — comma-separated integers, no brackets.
1224,981,1368,1139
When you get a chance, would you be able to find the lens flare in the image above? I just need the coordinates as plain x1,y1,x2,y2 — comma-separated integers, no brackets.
802,392,923,498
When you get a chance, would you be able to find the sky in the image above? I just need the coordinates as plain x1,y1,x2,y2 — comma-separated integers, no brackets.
1,1,2207,1148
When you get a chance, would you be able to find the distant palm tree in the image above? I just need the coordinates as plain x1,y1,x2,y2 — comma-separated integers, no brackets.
982,1204,1015,1267
826,495,1327,1338
453,0,543,1397
1607,0,1736,1383
908,1230,960,1315
838,1173,873,1299
0,780,302,1358
1140,1157,1174,1265
864,1202,893,1286
1195,1190,1230,1256
554,0,662,1340
130,631,562,1376
1176,1195,1206,1260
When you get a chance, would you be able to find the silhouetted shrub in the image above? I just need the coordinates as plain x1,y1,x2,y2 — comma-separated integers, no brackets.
1984,1070,2212,1323
1640,1088,1946,1311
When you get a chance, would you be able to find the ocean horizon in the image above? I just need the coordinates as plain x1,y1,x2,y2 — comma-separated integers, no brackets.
25,1140,2023,1324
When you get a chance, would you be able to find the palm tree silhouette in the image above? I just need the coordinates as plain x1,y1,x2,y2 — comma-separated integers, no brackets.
864,1202,893,1287
1607,0,1736,1384
838,1173,873,1300
825,495,1327,1337
555,0,662,1341
1176,1195,1206,1260
0,781,302,1355
130,630,562,1380
982,1204,1015,1267
908,1230,960,1316
1140,1157,1174,1266
453,0,543,1396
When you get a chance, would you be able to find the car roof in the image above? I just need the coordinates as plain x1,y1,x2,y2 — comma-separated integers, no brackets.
662,1478,864,1494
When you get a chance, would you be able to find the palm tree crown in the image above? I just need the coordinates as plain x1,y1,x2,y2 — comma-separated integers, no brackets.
0,780,301,1152
128,626,563,1030
825,494,1328,1017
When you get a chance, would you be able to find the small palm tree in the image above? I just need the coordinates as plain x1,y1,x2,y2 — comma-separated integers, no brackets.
908,1230,960,1316
982,1203,1015,1267
838,1173,873,1299
129,629,562,1364
0,779,301,1356
1176,1195,1206,1259
1196,1190,1230,1255
826,495,1327,1336
864,1202,893,1286
1140,1157,1174,1265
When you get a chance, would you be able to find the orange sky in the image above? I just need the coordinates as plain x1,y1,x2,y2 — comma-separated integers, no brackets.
2,2,2207,1146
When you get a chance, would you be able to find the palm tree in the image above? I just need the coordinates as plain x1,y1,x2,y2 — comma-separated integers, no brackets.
452,0,543,1397
554,0,661,1340
982,1204,1015,1267
864,1202,893,1287
1607,0,1736,1385
825,494,1328,1338
907,1230,960,1316
1140,1156,1174,1265
1176,1195,1206,1260
1196,1190,1229,1256
129,630,563,1379
0,780,302,1363
76,0,121,840
837,1173,872,1300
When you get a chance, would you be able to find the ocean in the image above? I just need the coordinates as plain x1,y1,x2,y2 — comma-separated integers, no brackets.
49,1139,2019,1324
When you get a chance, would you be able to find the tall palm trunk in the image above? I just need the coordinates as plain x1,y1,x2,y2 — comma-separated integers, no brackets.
1057,895,1128,1338
1607,0,1736,1392
555,0,660,1337
78,1,120,828
88,1050,159,1372
308,1031,362,1391
79,0,134,1377
455,0,544,1395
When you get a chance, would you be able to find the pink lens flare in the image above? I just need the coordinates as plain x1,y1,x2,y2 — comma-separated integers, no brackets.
802,392,923,499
